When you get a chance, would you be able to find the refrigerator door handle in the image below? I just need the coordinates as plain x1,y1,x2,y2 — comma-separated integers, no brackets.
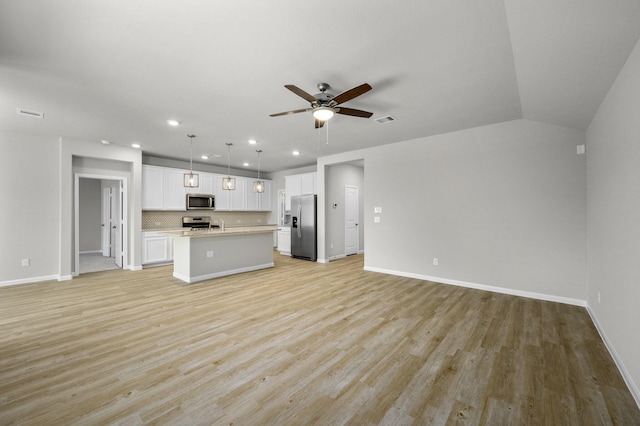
297,204,302,238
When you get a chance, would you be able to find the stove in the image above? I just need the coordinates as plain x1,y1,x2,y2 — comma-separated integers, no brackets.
182,216,217,230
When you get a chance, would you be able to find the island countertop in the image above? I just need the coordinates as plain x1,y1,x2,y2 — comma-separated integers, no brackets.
164,225,278,238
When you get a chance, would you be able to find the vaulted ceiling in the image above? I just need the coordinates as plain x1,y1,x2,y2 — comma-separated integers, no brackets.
1,0,639,172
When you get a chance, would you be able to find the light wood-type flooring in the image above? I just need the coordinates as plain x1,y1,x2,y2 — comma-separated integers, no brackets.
1,253,638,425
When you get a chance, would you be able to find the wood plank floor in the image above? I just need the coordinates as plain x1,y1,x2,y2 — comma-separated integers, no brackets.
1,253,638,425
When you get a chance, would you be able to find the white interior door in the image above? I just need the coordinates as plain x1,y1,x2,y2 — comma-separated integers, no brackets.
345,185,359,256
114,182,123,267
102,187,112,256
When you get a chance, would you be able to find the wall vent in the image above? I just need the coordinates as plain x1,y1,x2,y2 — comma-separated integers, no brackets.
16,108,44,118
374,115,395,124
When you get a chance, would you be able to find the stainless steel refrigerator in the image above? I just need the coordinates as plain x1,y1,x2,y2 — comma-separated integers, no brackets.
291,194,317,261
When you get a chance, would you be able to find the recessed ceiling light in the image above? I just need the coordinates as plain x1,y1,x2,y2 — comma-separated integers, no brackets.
248,139,257,145
167,119,181,126
243,162,250,167
131,143,141,149
201,153,221,159
100,139,111,145
292,150,300,156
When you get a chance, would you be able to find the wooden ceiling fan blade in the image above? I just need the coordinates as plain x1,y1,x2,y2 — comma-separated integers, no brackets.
285,85,317,103
269,108,311,117
315,118,325,128
331,83,372,105
336,107,373,118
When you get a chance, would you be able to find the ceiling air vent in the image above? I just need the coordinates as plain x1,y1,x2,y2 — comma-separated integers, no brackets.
374,115,395,124
16,108,44,118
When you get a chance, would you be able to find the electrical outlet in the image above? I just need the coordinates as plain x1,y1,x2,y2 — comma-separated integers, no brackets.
597,292,601,303
330,243,334,249
374,216,381,223
155,221,161,226
433,258,439,266
21,259,30,267
206,250,214,258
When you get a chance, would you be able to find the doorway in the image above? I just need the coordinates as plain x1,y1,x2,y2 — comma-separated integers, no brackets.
74,174,128,275
345,185,359,256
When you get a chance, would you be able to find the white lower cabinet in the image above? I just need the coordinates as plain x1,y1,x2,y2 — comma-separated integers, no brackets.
277,227,291,255
142,231,174,266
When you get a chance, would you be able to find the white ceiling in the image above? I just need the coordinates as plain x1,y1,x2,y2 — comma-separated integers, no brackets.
1,0,639,173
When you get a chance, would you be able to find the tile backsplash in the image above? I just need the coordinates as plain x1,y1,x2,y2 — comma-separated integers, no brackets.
142,211,271,229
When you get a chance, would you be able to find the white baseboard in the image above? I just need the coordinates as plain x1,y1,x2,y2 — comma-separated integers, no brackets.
586,305,640,408
79,250,102,254
0,274,61,287
129,265,143,271
327,254,347,262
174,262,274,284
363,266,586,307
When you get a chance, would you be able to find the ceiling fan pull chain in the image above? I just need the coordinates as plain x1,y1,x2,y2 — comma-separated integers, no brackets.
326,119,330,145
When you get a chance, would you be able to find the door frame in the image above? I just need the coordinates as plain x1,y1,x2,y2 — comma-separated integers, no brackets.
344,185,359,256
74,173,128,275
102,186,113,256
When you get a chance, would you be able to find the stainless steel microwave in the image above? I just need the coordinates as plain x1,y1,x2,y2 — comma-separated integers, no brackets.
186,193,215,210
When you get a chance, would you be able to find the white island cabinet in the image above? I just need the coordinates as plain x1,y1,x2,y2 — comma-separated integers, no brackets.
169,226,277,283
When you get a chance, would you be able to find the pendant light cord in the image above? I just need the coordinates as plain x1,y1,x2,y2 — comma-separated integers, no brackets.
226,143,232,177
188,135,195,173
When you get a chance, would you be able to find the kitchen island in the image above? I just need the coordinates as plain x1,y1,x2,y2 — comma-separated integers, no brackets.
165,225,278,284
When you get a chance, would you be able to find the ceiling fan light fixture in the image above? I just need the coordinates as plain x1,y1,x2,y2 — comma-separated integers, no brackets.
313,107,335,121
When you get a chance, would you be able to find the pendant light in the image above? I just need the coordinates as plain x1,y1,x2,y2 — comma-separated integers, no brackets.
183,134,199,188
222,143,236,190
253,149,265,193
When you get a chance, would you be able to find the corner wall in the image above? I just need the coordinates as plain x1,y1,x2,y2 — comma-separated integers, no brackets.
586,38,640,403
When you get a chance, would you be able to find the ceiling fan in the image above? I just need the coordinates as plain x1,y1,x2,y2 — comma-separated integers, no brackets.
270,82,373,128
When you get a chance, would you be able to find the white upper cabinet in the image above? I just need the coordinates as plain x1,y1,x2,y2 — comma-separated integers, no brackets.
230,176,247,211
185,171,214,195
142,165,186,211
142,165,164,210
301,172,316,195
163,168,188,210
247,179,272,211
143,165,270,211
285,172,316,210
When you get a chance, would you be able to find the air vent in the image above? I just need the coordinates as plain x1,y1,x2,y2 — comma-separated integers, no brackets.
374,115,395,124
16,108,44,118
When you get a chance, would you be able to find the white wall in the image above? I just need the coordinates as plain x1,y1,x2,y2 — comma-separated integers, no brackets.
586,38,640,402
320,119,587,302
0,132,60,284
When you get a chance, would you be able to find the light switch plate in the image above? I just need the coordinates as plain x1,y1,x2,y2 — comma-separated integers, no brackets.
374,207,382,213
374,216,381,223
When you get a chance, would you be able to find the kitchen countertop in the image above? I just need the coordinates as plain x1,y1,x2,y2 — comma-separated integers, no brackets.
162,225,278,238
